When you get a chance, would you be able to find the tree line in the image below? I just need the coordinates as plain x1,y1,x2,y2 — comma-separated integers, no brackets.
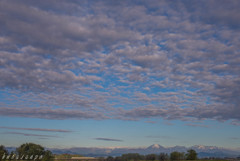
103,149,197,161
0,143,54,161
1,143,198,161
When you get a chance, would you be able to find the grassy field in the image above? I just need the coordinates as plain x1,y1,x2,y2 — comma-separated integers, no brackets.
120,160,237,161
136,160,237,161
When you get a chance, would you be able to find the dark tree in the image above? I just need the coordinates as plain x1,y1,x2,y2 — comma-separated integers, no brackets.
114,156,122,161
41,150,54,161
186,149,198,160
170,151,185,161
106,156,114,161
159,153,169,161
16,143,54,161
0,145,8,161
145,153,157,160
121,153,144,161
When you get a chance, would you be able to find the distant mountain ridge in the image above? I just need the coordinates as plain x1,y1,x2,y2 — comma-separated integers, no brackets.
6,144,240,158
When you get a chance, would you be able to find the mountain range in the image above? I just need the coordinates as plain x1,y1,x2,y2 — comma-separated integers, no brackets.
46,144,240,158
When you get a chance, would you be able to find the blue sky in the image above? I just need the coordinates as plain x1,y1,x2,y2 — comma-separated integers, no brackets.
0,0,240,149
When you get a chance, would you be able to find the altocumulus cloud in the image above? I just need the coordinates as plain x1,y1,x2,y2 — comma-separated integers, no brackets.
0,0,240,125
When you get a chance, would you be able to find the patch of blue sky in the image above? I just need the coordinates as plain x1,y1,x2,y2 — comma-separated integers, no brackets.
0,117,71,147
0,0,240,149
0,90,35,108
151,86,178,95
1,116,239,148
157,42,168,50
0,90,9,101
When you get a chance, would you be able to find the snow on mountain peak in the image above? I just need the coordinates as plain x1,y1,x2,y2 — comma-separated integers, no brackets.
192,145,218,150
150,144,161,149
196,145,205,149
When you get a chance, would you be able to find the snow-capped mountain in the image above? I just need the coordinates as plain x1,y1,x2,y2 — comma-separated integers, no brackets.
145,144,165,153
170,146,187,152
47,144,240,158
147,144,163,149
6,144,240,158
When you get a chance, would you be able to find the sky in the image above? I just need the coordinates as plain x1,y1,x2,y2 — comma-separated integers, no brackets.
0,0,240,149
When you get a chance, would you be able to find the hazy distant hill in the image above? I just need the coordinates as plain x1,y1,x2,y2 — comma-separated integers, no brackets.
46,144,240,158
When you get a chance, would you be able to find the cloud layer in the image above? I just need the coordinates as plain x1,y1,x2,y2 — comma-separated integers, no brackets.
2,132,58,138
0,126,72,133
0,0,240,125
94,138,123,142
